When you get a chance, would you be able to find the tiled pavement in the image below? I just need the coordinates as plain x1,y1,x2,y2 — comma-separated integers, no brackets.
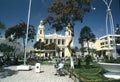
0,65,73,82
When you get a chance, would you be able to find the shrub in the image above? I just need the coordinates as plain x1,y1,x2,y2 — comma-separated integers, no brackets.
105,56,120,64
85,55,92,66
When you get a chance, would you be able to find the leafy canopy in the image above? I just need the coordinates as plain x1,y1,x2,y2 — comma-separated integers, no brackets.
44,0,91,32
5,22,36,42
34,39,45,50
0,43,14,52
79,26,96,44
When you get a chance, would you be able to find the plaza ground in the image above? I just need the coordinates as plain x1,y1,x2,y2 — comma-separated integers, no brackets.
0,65,73,82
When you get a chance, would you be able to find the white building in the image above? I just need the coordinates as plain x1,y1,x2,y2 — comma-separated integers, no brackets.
36,20,74,58
95,34,120,57
82,40,96,56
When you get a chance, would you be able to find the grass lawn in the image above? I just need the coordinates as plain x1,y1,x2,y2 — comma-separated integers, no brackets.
64,61,120,82
27,59,53,65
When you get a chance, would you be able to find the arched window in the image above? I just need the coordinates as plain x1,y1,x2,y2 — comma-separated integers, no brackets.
45,39,48,44
69,31,71,36
40,30,42,34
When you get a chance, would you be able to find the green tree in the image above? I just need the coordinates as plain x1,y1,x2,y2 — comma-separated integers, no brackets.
85,54,92,67
45,42,60,57
78,26,95,55
34,39,45,50
0,43,14,52
5,22,36,63
5,22,36,42
44,0,91,56
5,22,36,48
80,47,86,55
0,43,14,64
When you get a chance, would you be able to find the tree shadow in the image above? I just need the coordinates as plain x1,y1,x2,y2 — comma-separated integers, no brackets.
0,68,18,78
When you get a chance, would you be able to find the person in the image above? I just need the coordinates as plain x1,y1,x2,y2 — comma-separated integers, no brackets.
57,62,64,70
55,61,64,75
70,56,74,69
78,55,81,67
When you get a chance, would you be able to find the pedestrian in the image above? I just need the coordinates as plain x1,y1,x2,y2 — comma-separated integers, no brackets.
78,55,81,67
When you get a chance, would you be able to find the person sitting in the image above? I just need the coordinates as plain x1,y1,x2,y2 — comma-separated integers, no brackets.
56,62,64,76
57,62,64,70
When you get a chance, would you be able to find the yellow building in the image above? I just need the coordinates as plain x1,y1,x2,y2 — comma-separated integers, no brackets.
36,20,74,58
95,38,101,51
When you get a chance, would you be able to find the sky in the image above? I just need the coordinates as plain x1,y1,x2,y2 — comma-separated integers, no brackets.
0,0,120,48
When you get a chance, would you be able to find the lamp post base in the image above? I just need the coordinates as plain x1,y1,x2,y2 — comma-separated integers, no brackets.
17,65,31,71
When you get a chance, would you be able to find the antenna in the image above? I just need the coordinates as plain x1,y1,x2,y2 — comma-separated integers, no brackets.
103,0,117,59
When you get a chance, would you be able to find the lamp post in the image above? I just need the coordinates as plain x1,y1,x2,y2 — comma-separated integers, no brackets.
24,0,32,65
103,0,117,59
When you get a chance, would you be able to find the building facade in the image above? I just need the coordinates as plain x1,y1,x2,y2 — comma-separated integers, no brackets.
82,40,96,56
36,20,74,58
95,34,120,57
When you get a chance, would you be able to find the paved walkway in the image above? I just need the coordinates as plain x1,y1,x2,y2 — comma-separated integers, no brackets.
0,65,73,82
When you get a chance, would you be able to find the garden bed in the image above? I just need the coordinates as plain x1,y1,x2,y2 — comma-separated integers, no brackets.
64,62,120,82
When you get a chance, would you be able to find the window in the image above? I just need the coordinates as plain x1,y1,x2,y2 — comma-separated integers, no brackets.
62,39,65,45
54,39,56,43
110,41,113,44
50,39,52,43
105,42,108,44
101,42,104,45
58,39,60,45
105,37,107,40
110,36,112,38
40,30,42,34
69,31,71,36
45,53,48,57
46,39,48,44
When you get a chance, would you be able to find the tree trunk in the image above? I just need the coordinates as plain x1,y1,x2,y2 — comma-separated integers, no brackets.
87,40,90,55
66,26,74,69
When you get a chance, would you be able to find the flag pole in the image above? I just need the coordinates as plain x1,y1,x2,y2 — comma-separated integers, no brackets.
24,0,32,65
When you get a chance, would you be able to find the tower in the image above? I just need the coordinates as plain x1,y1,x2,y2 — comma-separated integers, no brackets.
36,20,45,42
65,23,74,47
65,23,74,56
65,23,73,36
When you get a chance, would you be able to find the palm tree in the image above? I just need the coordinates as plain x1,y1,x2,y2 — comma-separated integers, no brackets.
78,26,96,55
